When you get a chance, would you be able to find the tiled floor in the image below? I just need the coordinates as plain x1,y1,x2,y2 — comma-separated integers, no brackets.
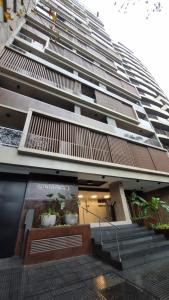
0,255,156,300
120,256,169,300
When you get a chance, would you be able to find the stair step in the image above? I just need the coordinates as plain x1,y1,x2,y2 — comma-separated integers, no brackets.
110,239,169,256
92,224,169,270
92,224,141,234
113,243,169,269
102,234,165,250
93,229,155,243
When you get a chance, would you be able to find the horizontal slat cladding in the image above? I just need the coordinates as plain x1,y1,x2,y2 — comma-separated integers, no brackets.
108,136,134,166
30,235,82,254
95,91,137,120
129,143,155,170
0,48,81,94
148,148,169,172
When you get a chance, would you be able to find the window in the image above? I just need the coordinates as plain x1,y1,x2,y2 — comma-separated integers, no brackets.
81,84,96,99
81,107,106,123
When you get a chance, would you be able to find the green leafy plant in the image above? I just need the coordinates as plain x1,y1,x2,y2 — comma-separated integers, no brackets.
148,197,169,223
47,193,79,211
128,192,169,224
40,207,58,217
151,223,169,230
128,192,150,220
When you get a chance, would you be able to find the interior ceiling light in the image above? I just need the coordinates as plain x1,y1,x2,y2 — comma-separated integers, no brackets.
91,195,97,199
104,195,110,199
78,194,83,198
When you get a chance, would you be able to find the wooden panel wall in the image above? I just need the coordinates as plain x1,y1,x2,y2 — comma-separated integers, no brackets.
148,147,169,172
129,143,155,170
24,225,91,265
24,113,169,173
108,136,134,166
95,91,137,120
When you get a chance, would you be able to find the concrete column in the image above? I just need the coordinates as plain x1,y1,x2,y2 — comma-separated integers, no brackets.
109,182,131,222
74,105,81,114
73,70,78,76
99,83,106,89
107,117,117,127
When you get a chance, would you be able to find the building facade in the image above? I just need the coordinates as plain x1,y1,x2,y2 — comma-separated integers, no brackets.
0,0,169,258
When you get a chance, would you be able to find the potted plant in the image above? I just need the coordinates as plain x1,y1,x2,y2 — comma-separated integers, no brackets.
64,210,78,225
152,223,169,239
64,193,79,225
40,208,59,227
46,192,80,225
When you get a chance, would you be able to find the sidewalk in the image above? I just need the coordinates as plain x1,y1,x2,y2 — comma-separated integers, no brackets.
0,255,157,300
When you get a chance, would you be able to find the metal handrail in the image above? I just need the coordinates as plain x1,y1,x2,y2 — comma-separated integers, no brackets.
81,206,121,262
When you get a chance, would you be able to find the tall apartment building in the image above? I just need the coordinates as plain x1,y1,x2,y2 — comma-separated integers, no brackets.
0,0,169,259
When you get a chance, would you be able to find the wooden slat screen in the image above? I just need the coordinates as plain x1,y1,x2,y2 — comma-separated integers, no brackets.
48,41,137,95
95,91,137,120
108,136,134,166
25,115,60,152
90,131,111,162
0,48,81,95
129,143,155,170
59,122,92,159
24,113,169,173
148,148,169,172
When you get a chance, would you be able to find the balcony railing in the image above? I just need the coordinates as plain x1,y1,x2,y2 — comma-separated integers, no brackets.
116,127,160,147
156,129,169,137
0,126,22,147
163,145,169,152
147,114,158,120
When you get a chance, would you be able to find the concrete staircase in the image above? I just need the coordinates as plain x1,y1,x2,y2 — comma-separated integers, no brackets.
91,224,169,270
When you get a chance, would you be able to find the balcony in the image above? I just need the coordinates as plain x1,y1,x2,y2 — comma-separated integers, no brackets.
47,41,114,79
0,48,81,96
0,126,22,147
95,91,138,122
47,41,138,98
27,12,119,68
156,129,169,137
0,47,140,122
115,127,160,147
19,111,169,172
147,114,158,120
138,118,154,131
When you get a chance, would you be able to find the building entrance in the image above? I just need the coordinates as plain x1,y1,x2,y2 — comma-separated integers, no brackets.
0,181,26,258
78,190,116,224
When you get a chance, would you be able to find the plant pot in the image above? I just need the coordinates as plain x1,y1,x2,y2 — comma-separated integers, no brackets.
41,215,56,227
64,213,78,225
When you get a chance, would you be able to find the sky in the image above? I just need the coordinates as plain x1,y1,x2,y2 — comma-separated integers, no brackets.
80,0,169,98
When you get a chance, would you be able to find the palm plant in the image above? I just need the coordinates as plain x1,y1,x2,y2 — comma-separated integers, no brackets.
128,192,169,223
128,192,149,220
148,197,169,223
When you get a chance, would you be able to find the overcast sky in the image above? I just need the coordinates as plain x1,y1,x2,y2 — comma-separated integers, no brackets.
80,0,169,98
